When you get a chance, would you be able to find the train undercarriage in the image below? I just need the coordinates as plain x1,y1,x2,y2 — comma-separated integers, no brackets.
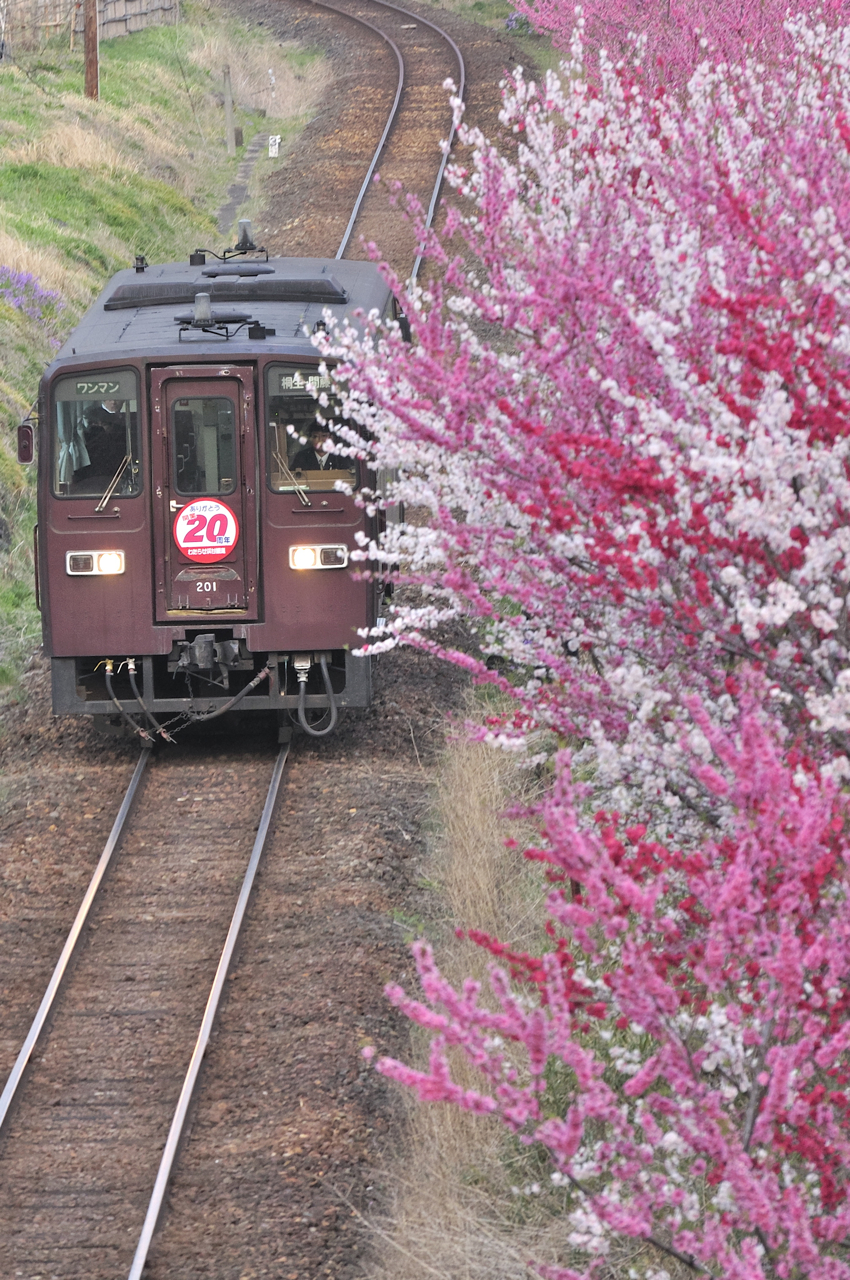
51,643,372,733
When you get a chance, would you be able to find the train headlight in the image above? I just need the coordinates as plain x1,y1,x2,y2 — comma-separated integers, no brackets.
66,551,125,576
97,551,124,575
291,546,318,570
289,544,349,570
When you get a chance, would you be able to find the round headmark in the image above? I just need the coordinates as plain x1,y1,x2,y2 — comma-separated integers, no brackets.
173,499,239,564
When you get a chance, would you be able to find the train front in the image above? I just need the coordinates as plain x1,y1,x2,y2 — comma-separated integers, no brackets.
35,253,391,738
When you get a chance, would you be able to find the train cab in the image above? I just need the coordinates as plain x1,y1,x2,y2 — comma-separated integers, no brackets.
33,250,394,737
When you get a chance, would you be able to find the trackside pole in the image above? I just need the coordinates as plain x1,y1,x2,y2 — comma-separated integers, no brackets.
224,64,236,156
84,0,98,98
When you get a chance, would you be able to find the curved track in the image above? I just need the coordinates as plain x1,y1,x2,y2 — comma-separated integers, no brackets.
261,0,466,278
326,0,465,277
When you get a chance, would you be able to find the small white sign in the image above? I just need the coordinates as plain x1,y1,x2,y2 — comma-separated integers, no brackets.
268,134,282,158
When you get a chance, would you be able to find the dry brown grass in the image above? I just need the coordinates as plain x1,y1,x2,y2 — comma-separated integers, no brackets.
434,732,544,944
116,112,189,164
6,119,136,176
359,1091,574,1280
188,34,331,119
357,720,577,1279
359,719,693,1280
0,226,97,303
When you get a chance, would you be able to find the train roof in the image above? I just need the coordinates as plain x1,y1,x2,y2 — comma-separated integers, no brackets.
49,256,391,372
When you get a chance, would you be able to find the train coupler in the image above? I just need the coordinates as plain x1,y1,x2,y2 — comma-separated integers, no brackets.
173,634,252,689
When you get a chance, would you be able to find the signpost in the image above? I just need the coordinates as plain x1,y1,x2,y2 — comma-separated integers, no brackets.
223,64,236,156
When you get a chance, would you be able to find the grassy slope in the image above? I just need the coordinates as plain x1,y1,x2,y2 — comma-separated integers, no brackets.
0,3,327,690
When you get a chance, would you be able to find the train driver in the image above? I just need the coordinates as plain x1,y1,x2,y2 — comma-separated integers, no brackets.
291,424,346,472
82,399,132,480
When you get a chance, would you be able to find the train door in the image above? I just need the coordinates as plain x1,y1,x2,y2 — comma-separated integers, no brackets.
150,367,258,619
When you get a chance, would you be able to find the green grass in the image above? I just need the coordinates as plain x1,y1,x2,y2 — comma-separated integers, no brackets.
0,164,210,263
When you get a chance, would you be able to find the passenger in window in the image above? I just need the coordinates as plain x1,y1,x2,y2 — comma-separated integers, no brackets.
292,425,347,471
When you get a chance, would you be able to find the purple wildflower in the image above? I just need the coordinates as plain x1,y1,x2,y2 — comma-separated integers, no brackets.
0,266,64,345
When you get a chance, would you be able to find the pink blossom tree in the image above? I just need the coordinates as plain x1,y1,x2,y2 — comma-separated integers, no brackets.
314,11,850,1273
510,0,844,88
372,707,850,1278
322,12,850,832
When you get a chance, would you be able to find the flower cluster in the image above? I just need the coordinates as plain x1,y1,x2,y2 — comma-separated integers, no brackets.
322,12,850,836
0,266,64,343
512,0,845,87
376,711,850,1277
319,7,850,1275
505,11,533,35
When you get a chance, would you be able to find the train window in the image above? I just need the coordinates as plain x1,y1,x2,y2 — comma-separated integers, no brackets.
171,397,237,496
52,370,141,499
266,366,358,493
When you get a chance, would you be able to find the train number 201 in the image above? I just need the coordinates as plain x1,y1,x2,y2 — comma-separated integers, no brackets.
196,581,217,592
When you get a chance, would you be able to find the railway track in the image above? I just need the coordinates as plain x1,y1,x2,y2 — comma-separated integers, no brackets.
324,0,465,278
260,0,466,277
0,0,477,1271
0,742,288,1276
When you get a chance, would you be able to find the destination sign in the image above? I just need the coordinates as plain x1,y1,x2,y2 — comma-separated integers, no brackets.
276,371,332,394
55,370,138,403
76,380,121,397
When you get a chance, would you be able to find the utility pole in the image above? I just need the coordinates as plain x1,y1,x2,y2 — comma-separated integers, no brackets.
84,0,98,99
223,64,236,156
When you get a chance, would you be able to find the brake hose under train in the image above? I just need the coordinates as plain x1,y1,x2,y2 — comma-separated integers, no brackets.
297,654,339,738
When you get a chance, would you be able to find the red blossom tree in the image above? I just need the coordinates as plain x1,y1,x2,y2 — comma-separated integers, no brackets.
511,0,844,87
323,11,850,830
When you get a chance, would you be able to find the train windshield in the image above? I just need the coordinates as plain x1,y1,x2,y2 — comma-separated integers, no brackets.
52,370,141,499
266,367,358,493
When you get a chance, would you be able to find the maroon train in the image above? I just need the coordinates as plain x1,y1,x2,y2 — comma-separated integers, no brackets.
24,245,395,739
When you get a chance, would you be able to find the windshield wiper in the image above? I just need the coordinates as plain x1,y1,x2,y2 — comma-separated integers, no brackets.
95,454,132,512
273,423,311,505
280,459,311,506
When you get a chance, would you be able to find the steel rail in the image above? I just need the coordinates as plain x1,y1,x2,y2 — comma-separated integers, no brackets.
0,745,152,1136
372,0,466,282
316,0,465,272
318,0,405,261
127,743,289,1280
